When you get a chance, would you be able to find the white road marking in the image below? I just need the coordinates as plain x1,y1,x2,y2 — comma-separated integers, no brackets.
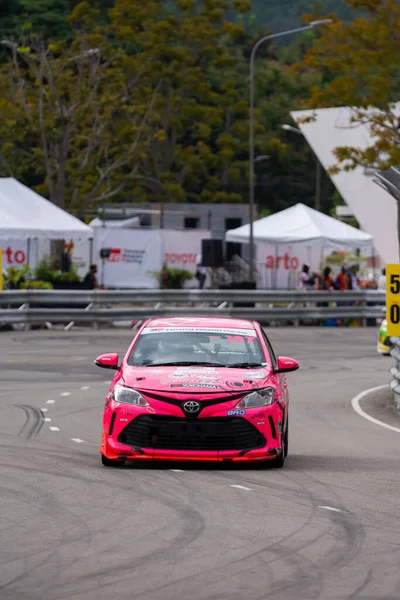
319,506,341,513
351,384,400,434
46,400,55,404
170,469,184,472
49,426,59,431
45,417,52,422
41,408,48,412
80,386,90,391
230,484,254,491
60,392,71,397
70,438,85,444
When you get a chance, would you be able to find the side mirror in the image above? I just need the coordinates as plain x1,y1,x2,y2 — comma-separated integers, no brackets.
95,353,120,370
274,356,299,374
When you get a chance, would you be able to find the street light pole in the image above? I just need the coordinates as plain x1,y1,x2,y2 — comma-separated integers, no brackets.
248,20,331,283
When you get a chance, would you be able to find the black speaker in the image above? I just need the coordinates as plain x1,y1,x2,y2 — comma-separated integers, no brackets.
201,239,224,267
226,242,242,262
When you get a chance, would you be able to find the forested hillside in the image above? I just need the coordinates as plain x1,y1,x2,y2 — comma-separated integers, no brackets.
0,0,351,40
0,0,364,220
251,0,353,31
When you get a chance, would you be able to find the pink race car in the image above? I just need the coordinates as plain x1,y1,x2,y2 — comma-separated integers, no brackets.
96,317,299,468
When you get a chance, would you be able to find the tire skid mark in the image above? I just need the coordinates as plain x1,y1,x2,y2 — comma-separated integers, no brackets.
47,470,206,598
134,466,365,600
0,468,94,597
16,405,45,440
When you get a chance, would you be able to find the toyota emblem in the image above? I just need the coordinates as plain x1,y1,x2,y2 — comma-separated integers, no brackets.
183,400,201,414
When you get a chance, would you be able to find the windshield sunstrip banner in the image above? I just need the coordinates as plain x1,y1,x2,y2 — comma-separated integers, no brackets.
141,327,257,336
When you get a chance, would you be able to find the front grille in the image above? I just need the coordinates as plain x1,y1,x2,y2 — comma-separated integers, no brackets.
118,416,266,451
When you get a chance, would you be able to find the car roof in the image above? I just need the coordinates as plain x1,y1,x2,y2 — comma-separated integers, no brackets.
143,317,257,330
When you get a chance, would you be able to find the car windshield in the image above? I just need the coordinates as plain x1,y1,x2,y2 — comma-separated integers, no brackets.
127,327,266,367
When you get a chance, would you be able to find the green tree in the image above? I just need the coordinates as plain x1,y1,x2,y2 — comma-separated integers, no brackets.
0,0,114,40
298,0,400,170
108,0,252,206
0,3,159,213
296,0,400,243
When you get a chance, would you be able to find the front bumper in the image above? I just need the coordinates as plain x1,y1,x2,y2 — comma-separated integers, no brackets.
100,410,283,463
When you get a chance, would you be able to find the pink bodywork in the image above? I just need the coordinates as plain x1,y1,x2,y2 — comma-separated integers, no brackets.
99,317,297,464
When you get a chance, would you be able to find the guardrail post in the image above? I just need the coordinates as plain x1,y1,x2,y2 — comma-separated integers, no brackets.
85,302,97,330
18,303,30,331
362,297,367,328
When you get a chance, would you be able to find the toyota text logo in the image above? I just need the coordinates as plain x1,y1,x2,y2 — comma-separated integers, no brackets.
182,400,201,414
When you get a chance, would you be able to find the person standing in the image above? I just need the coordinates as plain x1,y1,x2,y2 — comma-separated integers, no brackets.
317,266,335,291
83,264,100,289
195,263,207,289
377,267,386,291
335,265,349,291
297,264,316,290
348,264,360,290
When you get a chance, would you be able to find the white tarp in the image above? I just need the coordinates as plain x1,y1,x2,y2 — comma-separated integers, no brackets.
290,106,399,263
162,228,211,273
256,242,317,289
0,178,93,240
225,203,373,248
0,239,30,267
93,227,162,288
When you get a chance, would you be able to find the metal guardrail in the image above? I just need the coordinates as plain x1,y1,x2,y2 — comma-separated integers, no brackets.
0,288,386,305
389,337,400,409
0,288,385,328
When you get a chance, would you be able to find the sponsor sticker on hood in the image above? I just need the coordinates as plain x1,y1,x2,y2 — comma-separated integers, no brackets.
245,372,267,380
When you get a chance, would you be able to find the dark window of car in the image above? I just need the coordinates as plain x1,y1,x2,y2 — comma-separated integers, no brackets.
127,329,268,367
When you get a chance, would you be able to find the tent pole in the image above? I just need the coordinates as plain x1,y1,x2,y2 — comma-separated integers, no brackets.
89,238,94,264
371,245,376,280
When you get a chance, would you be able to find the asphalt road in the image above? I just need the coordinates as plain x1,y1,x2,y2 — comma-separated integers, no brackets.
1,326,399,600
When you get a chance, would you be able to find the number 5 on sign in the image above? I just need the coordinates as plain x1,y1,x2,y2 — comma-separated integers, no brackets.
386,264,400,336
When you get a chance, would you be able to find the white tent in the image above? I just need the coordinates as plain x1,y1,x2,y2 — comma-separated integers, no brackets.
225,203,373,248
89,216,141,228
0,178,93,240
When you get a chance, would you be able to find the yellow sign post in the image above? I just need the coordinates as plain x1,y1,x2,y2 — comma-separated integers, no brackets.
386,264,400,336
0,249,2,291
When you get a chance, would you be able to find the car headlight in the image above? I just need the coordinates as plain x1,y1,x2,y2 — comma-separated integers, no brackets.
112,384,149,406
235,387,275,409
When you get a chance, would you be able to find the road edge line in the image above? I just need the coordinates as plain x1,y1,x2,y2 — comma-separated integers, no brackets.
351,384,400,434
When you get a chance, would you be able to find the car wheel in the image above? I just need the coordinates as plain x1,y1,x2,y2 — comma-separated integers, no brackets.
101,454,125,467
270,430,286,469
284,421,289,458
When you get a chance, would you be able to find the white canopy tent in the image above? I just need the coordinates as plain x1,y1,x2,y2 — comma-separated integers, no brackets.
225,204,374,289
0,178,93,240
0,178,93,271
225,203,373,247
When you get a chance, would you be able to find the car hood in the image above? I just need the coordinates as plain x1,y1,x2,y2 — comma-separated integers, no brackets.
121,365,273,394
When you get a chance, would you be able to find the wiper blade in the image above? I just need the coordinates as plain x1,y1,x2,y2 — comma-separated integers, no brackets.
227,362,266,369
145,361,223,367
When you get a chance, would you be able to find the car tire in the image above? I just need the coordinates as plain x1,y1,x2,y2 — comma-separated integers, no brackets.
101,454,125,467
284,421,288,458
270,428,286,468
